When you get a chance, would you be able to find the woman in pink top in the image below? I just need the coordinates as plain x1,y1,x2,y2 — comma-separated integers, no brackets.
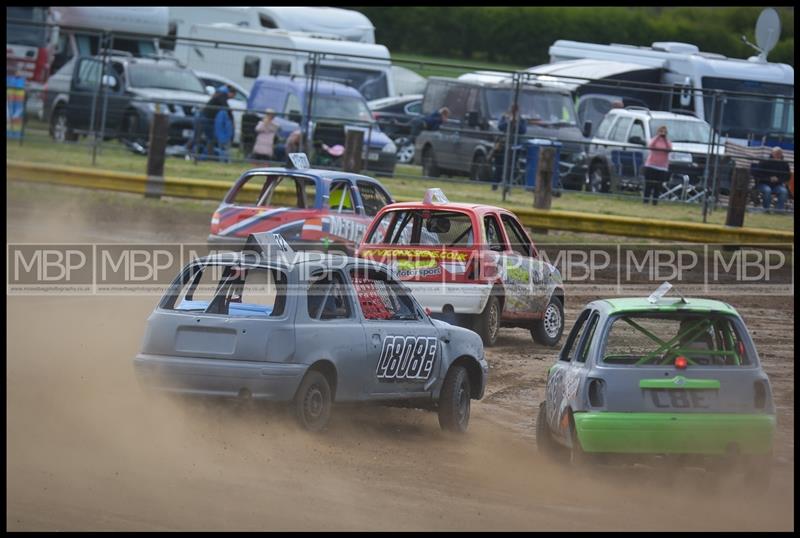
251,108,281,162
643,125,673,206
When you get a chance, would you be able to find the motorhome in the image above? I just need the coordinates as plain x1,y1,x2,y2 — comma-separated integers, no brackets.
170,23,395,101
167,7,376,44
546,40,794,148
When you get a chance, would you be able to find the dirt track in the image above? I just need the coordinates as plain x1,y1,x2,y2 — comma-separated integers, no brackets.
6,183,795,531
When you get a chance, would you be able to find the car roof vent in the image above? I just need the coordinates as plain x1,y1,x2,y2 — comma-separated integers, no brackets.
648,281,688,304
651,42,700,55
244,232,295,265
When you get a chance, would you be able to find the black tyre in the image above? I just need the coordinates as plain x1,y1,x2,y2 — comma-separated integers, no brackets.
568,412,589,465
51,107,78,142
438,365,471,433
422,147,440,178
294,370,332,432
470,153,489,181
531,295,564,347
588,163,610,193
474,295,501,347
536,402,563,459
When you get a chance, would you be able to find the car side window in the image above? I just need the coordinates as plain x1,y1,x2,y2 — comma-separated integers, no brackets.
501,214,531,257
595,115,615,140
329,181,356,213
629,120,646,144
406,101,422,115
75,59,103,91
285,93,302,116
484,215,506,252
575,312,600,363
357,181,392,217
307,271,352,321
609,116,633,143
559,309,592,362
350,267,420,321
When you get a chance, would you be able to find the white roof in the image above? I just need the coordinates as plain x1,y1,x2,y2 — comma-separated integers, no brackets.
527,59,663,90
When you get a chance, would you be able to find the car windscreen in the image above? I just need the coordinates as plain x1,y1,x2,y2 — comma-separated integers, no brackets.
128,64,206,94
311,95,373,123
601,312,753,367
369,209,474,247
649,119,711,144
486,88,577,126
308,65,389,101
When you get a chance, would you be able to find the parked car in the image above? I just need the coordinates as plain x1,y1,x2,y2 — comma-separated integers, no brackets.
368,93,423,164
537,284,775,488
193,70,249,146
357,189,565,347
134,232,489,433
414,75,589,184
241,75,397,175
585,107,732,194
207,161,394,254
46,52,210,150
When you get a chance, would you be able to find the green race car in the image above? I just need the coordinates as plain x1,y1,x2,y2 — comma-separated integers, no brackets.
537,284,775,485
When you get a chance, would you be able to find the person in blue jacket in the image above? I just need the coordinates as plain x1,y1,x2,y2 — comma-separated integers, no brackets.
213,108,234,163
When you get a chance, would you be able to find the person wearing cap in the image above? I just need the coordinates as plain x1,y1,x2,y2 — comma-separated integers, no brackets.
251,108,282,162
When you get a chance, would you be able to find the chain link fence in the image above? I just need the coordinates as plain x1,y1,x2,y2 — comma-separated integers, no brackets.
7,19,795,216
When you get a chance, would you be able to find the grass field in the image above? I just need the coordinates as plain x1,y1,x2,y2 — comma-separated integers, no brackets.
7,128,794,233
392,52,525,78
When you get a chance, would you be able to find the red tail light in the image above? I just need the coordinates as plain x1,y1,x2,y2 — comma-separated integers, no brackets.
674,356,688,369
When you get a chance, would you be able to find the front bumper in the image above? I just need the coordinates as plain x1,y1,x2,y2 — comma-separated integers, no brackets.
574,412,775,455
404,282,493,315
134,353,306,401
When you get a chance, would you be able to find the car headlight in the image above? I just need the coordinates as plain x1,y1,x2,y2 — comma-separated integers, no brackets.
382,140,397,153
670,152,693,163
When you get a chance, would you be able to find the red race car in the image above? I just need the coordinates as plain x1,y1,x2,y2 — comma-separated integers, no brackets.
208,163,394,254
357,189,566,347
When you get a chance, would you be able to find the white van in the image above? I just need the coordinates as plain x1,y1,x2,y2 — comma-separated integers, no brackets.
171,23,395,102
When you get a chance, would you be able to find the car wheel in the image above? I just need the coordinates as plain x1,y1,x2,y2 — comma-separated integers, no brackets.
124,112,146,147
474,295,501,347
470,153,488,181
422,147,440,178
588,164,610,193
531,295,564,346
395,137,415,164
536,402,563,460
293,370,332,432
51,107,77,142
438,365,471,433
568,412,590,466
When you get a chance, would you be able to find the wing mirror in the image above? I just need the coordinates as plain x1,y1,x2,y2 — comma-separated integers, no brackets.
582,120,593,138
102,75,118,89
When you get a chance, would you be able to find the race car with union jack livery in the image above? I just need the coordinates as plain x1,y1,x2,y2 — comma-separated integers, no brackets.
208,159,394,255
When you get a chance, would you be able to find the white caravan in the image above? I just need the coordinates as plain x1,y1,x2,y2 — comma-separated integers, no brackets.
167,7,375,44
171,23,395,102
547,39,794,146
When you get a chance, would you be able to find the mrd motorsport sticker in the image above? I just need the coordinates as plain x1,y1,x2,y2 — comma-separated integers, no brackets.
376,336,437,382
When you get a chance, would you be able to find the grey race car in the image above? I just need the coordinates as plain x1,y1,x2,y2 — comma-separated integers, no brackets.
536,284,775,486
134,233,488,432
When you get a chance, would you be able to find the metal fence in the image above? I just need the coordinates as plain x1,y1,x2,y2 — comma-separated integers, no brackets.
7,19,795,217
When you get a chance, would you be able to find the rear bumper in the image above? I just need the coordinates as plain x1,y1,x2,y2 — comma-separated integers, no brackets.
403,282,493,315
574,412,775,455
133,353,306,401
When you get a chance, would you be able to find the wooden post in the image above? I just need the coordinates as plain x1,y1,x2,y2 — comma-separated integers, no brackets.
343,129,364,173
725,166,750,228
145,112,168,199
533,147,554,235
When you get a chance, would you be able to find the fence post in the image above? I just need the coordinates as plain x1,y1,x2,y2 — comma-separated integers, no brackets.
94,32,113,167
533,146,555,235
501,72,521,202
145,110,169,199
343,129,364,173
725,166,750,228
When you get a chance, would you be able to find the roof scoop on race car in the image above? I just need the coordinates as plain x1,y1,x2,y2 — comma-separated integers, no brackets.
288,153,310,169
648,281,688,304
423,188,449,204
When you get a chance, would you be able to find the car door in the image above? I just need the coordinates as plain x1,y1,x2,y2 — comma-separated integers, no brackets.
326,179,367,249
350,265,442,398
103,61,129,138
499,212,549,317
627,119,648,183
438,85,470,171
607,116,634,188
484,212,524,319
68,57,104,132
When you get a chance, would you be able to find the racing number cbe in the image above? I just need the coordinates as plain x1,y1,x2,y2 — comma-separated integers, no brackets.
376,336,437,382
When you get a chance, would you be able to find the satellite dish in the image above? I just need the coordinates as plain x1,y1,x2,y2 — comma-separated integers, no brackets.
754,8,781,60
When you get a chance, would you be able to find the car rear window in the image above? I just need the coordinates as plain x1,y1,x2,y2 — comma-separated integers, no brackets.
367,209,474,247
229,175,317,208
601,312,753,367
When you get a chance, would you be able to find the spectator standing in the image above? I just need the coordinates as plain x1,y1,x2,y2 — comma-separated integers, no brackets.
490,104,527,191
251,108,283,162
199,85,235,158
213,107,234,163
751,147,790,211
643,125,672,205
